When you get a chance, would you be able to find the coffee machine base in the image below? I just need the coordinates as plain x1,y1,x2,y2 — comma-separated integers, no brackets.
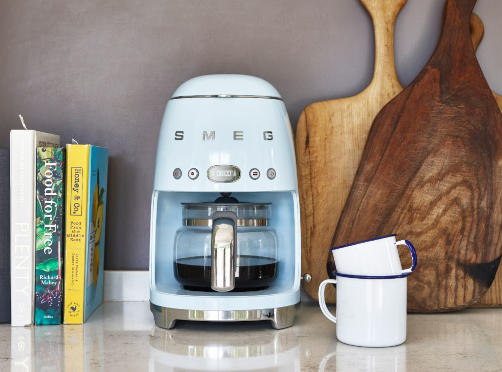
150,303,296,330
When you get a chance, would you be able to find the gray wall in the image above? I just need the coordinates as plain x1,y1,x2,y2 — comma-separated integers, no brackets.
1,0,500,270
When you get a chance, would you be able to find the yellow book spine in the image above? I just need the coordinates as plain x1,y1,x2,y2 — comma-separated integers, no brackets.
64,144,90,324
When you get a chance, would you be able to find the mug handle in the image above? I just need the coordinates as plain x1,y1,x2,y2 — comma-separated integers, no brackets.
318,279,337,323
396,240,418,274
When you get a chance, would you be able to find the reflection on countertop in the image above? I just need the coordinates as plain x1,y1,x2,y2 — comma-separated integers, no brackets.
150,324,300,371
1,301,502,371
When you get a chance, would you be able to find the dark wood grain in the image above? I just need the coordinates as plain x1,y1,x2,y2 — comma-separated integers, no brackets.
471,12,502,307
332,0,502,312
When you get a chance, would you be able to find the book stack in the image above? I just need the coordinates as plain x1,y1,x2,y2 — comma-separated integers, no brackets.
9,129,108,326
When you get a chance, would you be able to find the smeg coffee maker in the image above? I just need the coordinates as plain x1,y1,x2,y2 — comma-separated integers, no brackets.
149,74,300,329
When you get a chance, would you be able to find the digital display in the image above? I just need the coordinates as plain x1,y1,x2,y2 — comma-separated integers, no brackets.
207,165,241,183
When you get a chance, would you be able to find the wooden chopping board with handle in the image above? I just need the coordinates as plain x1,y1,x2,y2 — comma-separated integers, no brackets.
470,13,502,307
469,13,484,51
332,0,502,312
297,0,484,303
297,0,407,302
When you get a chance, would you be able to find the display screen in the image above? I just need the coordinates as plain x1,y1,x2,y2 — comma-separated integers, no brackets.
207,165,241,183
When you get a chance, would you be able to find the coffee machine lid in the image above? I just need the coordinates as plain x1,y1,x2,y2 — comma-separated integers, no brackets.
170,74,282,100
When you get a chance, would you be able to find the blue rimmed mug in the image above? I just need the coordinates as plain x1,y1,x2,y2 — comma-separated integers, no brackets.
319,271,413,348
331,234,417,276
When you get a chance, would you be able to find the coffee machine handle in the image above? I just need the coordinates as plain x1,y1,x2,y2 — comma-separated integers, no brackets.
211,213,237,292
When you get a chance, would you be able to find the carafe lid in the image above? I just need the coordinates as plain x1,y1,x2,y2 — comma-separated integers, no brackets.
182,202,271,227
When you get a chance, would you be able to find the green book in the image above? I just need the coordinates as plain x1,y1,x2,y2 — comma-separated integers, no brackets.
35,147,65,325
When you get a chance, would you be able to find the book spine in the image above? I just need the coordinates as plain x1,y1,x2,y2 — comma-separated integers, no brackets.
10,131,36,326
84,147,108,321
63,145,89,324
35,147,64,325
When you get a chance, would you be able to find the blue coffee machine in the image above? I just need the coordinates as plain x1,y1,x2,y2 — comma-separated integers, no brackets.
149,74,301,329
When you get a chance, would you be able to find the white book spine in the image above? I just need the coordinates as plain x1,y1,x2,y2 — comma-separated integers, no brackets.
10,131,36,326
10,130,59,326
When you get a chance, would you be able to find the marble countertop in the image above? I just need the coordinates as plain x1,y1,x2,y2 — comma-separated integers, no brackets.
1,301,501,371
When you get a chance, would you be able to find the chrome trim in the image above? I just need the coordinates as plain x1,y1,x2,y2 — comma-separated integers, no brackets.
211,218,236,292
170,94,283,100
185,218,267,227
150,303,296,330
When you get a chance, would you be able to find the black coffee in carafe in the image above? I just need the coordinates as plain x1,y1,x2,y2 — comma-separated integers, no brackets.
175,199,278,291
176,255,277,291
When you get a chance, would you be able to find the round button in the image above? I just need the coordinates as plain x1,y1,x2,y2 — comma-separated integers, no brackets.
249,168,260,180
173,168,182,179
267,168,276,179
188,168,199,180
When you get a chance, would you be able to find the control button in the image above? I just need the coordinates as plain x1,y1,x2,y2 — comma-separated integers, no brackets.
249,168,260,180
188,168,199,180
267,168,276,180
173,168,182,179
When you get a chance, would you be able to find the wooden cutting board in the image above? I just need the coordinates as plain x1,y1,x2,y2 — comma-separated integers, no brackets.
297,0,485,303
470,13,502,307
297,0,407,302
469,13,484,50
479,259,502,306
332,0,502,312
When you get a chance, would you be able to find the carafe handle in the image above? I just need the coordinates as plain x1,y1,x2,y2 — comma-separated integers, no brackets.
211,213,237,292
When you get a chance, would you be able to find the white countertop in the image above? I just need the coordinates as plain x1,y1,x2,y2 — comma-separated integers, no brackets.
1,301,501,371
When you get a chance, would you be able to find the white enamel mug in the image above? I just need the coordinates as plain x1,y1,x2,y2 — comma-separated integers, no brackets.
318,273,408,347
331,234,417,276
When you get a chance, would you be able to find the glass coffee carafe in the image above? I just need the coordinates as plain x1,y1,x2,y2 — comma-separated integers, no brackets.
174,197,277,292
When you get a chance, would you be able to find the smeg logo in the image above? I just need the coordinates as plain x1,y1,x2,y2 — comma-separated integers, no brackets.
174,130,274,141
